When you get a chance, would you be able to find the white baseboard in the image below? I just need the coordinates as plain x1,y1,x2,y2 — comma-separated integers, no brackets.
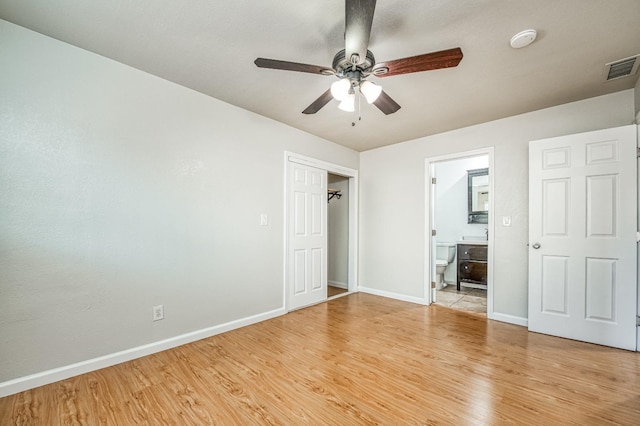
0,307,286,398
359,286,526,325
490,312,528,327
328,280,348,289
358,286,428,305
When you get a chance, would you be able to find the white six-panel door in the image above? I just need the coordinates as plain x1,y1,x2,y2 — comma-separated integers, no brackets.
528,125,637,350
288,162,327,310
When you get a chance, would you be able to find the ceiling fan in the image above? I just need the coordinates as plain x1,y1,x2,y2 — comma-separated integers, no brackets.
254,0,463,116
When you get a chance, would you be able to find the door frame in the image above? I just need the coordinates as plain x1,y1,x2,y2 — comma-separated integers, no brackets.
284,152,359,311
424,147,495,318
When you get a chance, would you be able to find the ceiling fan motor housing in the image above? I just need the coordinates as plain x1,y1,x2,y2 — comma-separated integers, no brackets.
333,49,376,80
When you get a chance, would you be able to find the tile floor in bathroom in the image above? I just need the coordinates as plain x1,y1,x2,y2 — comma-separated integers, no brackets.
434,284,487,315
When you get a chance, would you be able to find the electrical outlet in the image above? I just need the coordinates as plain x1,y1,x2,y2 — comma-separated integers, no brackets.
152,305,164,321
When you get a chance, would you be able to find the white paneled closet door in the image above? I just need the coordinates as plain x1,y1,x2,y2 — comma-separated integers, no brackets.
528,125,637,350
288,161,327,310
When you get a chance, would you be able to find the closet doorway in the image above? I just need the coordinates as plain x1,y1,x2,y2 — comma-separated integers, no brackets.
425,148,494,317
327,173,349,298
284,152,358,311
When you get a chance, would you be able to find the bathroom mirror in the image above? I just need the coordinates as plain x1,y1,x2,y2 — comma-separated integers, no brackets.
467,168,489,224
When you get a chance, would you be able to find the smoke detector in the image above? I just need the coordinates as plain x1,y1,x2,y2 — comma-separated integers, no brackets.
510,29,537,49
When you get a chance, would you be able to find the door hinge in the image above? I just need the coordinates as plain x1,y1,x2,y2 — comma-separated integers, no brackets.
432,229,437,236
432,177,437,184
637,147,640,158
637,316,640,326
637,231,640,243
431,281,436,289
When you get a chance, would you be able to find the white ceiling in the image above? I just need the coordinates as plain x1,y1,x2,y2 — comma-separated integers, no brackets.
1,0,639,151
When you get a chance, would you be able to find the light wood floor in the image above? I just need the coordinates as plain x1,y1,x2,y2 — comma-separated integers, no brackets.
327,285,348,298
2,293,639,425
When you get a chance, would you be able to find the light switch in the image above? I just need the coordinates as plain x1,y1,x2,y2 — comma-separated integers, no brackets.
260,214,268,226
502,216,511,227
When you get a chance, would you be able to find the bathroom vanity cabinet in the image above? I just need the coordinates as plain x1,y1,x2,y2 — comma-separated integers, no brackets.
457,243,487,291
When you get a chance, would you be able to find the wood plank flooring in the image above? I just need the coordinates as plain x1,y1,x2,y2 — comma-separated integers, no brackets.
2,293,639,425
327,285,348,298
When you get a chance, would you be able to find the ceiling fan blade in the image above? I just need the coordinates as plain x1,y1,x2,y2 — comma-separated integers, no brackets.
345,0,377,65
254,58,334,75
373,47,463,78
373,90,401,115
302,89,334,114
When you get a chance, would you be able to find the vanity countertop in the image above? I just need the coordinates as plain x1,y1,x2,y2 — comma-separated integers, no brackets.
457,240,488,245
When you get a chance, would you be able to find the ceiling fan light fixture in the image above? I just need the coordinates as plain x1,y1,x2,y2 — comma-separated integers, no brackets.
330,78,351,101
360,80,382,104
255,1,463,117
338,93,355,112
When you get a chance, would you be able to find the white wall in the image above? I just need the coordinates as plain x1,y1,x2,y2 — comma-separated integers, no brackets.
328,175,349,287
635,76,640,123
0,20,358,387
360,89,635,319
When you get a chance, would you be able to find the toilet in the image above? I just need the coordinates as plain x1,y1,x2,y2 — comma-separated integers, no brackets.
435,242,457,290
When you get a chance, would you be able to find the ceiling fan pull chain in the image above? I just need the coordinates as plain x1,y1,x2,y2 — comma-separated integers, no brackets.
353,89,362,126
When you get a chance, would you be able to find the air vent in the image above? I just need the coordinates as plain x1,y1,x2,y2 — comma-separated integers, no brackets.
603,54,640,81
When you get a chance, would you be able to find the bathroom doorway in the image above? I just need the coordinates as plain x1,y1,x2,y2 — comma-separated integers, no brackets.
425,148,494,317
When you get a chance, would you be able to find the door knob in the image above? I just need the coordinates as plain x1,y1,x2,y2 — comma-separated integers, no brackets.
532,243,541,249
